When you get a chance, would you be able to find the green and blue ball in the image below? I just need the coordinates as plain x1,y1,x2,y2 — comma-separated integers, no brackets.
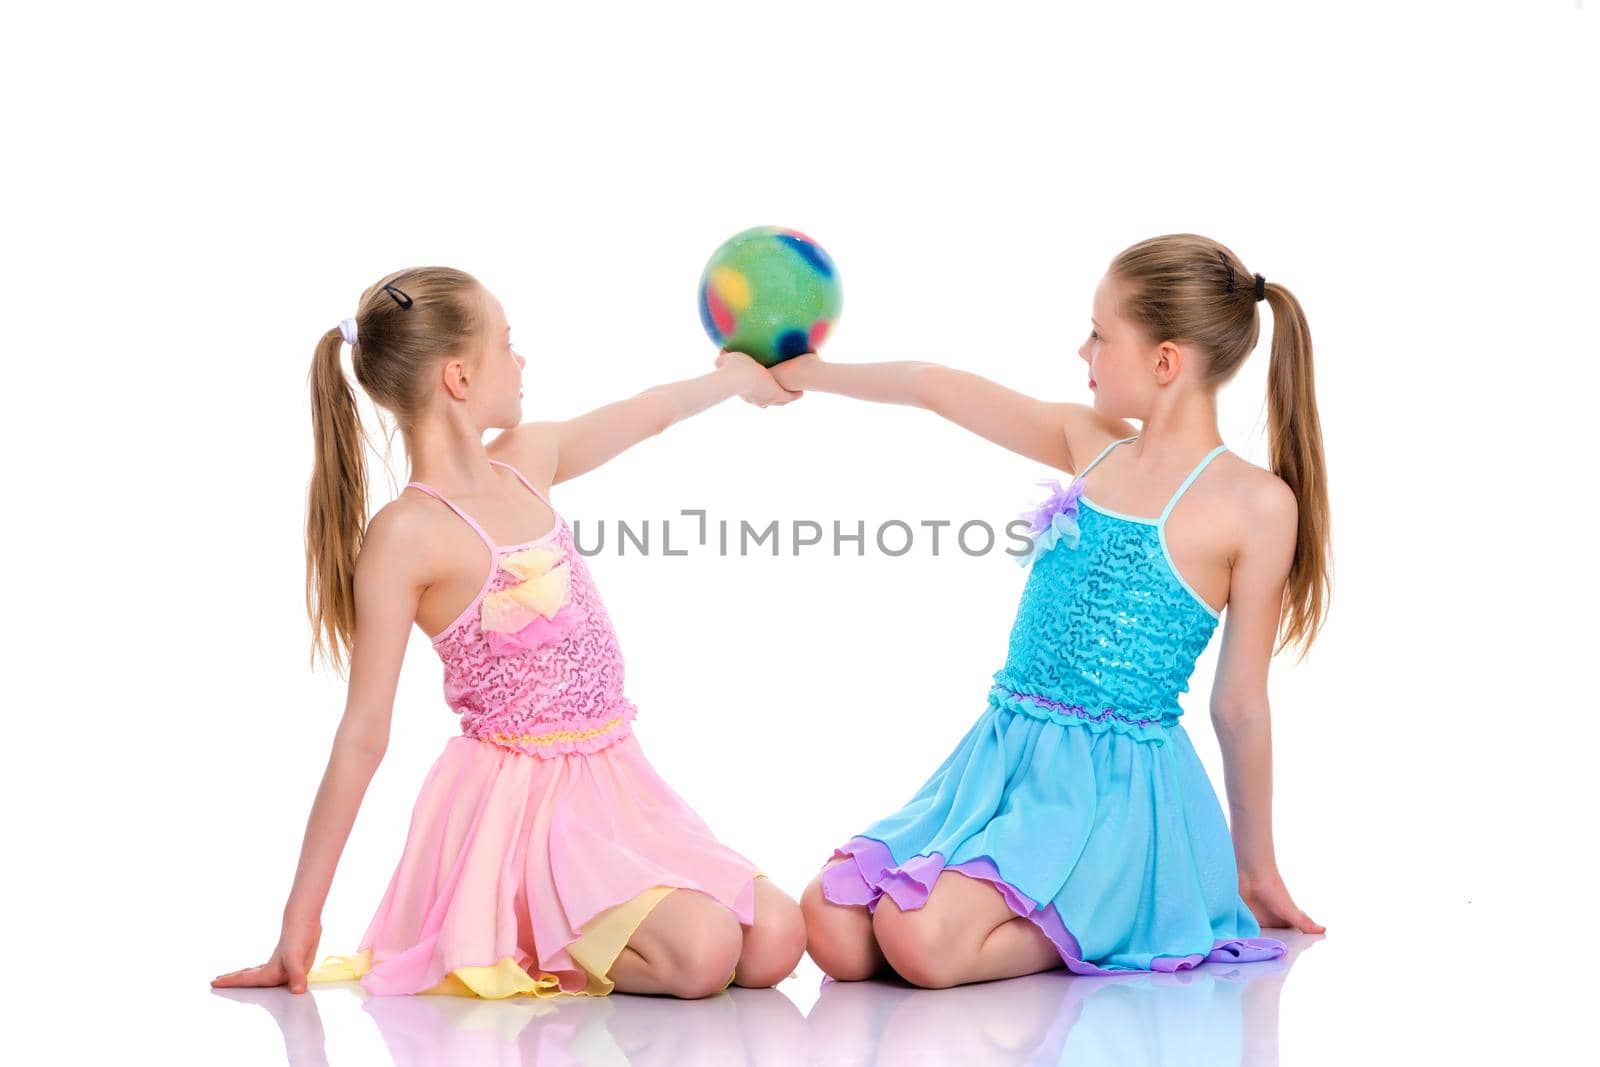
698,226,842,367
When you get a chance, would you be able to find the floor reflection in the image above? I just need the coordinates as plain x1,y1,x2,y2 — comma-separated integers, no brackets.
214,982,806,1067
213,932,1317,1067
808,933,1317,1067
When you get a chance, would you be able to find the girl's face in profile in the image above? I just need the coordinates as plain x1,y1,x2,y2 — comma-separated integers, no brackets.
473,288,526,429
1078,274,1156,419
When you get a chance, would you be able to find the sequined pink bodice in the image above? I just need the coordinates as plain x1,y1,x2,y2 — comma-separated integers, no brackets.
410,461,635,759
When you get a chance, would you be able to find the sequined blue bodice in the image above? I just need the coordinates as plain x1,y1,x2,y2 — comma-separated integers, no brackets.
990,437,1226,741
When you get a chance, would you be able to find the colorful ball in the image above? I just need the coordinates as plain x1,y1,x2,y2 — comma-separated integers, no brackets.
697,226,842,367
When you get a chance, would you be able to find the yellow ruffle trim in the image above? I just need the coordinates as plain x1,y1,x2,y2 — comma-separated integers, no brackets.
307,885,676,999
488,713,627,748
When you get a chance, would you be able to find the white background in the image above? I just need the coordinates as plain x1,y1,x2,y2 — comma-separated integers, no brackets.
3,2,1595,1064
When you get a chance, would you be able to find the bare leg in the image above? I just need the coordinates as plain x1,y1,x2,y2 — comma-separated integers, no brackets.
608,888,744,999
871,870,1064,989
800,858,888,982
732,876,809,988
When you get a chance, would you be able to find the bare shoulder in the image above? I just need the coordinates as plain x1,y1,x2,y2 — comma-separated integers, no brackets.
487,422,560,488
1056,404,1140,475
1220,454,1297,561
356,494,439,587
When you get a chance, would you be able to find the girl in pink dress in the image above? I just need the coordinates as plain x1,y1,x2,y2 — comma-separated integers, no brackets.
211,267,807,999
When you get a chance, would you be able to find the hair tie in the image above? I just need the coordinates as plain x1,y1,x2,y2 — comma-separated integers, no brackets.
382,283,414,310
1253,273,1266,301
338,318,359,346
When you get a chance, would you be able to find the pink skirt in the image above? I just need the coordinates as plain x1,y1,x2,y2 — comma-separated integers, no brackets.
307,732,760,997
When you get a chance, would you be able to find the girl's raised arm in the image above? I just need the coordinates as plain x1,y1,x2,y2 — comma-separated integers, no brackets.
504,351,799,486
770,353,1130,474
212,507,426,993
1207,477,1324,936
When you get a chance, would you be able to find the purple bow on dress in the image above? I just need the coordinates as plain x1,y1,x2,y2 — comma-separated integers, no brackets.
1017,478,1085,567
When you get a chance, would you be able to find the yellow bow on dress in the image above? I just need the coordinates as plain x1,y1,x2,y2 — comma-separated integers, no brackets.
481,544,573,636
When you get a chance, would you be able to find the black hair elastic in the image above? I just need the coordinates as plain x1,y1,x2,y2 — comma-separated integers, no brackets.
1253,273,1266,301
382,283,414,310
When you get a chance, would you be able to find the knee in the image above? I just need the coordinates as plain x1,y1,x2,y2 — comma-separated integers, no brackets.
800,876,882,983
873,904,959,989
663,908,744,1000
735,898,808,988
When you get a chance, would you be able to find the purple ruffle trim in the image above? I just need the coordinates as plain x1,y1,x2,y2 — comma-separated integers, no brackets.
992,685,1170,729
822,835,1285,977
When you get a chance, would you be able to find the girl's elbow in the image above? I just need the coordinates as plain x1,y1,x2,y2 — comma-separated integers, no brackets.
907,362,947,409
335,721,390,762
1209,700,1270,732
645,389,678,437
338,738,387,767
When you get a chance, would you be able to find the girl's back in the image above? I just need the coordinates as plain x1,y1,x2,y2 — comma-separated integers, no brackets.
998,434,1229,735
407,455,636,756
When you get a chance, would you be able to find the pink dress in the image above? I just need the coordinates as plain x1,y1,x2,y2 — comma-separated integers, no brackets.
307,459,761,998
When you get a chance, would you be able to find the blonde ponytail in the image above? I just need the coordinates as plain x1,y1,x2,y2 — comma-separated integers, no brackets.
303,266,487,675
1109,235,1331,659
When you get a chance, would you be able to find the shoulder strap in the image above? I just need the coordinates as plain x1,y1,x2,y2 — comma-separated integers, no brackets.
1076,434,1139,479
1158,444,1228,525
488,459,559,516
406,482,497,552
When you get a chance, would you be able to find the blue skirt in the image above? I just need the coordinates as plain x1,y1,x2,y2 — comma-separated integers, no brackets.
822,691,1285,974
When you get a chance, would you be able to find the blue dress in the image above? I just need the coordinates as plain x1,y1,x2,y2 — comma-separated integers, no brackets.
822,435,1286,974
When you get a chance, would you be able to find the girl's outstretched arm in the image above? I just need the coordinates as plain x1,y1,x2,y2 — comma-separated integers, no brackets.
503,351,799,486
1209,477,1325,935
212,508,425,993
770,353,1130,474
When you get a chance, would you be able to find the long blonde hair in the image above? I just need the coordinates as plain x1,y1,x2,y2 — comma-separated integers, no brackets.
306,266,485,674
1108,234,1331,658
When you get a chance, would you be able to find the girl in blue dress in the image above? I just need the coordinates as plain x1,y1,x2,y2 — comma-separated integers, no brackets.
768,233,1328,987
